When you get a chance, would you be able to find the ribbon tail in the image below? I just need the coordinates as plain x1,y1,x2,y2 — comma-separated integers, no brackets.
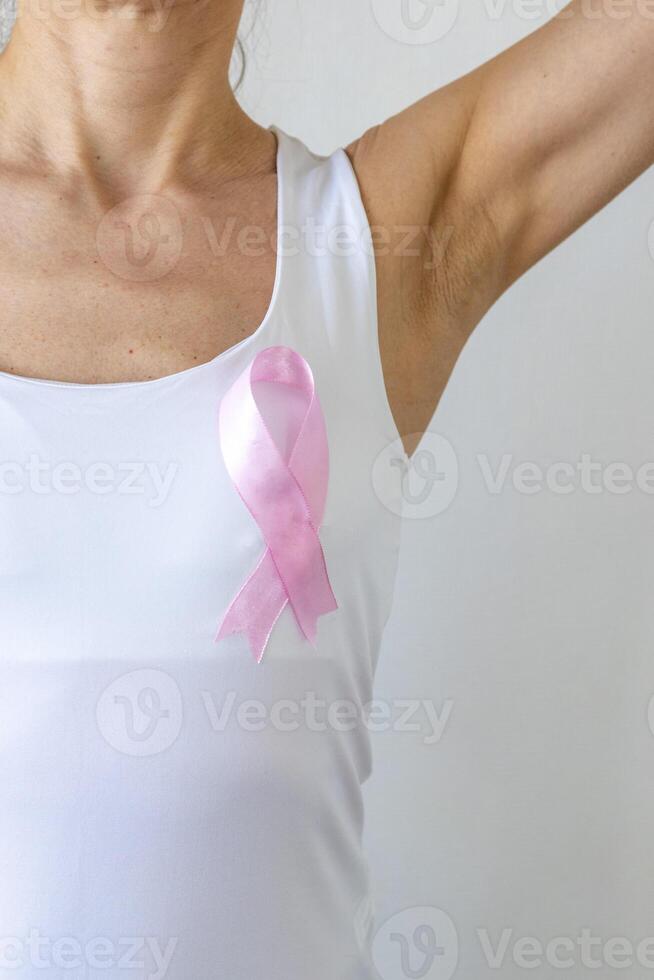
293,579,338,647
215,550,288,663
281,533,339,647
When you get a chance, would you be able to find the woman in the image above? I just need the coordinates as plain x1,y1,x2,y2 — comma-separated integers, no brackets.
0,1,650,977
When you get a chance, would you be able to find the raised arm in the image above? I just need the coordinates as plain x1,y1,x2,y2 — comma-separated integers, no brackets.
349,2,654,445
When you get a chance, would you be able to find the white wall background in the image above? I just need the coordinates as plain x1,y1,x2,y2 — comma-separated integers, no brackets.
3,2,654,978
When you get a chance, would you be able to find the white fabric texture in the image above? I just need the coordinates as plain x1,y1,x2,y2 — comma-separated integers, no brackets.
0,128,404,979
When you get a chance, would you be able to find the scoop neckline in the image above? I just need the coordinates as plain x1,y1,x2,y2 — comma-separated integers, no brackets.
0,126,286,392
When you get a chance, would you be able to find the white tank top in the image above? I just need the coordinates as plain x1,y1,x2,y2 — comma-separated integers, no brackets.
0,128,404,979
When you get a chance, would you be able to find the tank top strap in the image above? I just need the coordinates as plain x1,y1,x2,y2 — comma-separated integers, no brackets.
270,125,403,451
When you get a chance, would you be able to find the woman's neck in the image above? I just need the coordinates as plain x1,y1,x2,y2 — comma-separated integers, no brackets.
0,0,263,198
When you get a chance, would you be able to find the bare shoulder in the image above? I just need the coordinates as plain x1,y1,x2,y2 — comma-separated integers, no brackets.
344,85,471,248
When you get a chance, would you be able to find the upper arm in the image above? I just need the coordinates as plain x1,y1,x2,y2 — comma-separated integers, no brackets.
348,2,654,441
352,1,654,295
459,4,654,285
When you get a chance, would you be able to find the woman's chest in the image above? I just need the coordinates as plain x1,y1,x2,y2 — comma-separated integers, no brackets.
0,371,401,672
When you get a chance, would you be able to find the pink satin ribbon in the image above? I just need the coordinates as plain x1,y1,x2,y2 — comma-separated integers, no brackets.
216,346,338,662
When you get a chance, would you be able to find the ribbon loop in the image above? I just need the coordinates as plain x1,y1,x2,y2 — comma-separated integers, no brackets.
216,346,338,662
